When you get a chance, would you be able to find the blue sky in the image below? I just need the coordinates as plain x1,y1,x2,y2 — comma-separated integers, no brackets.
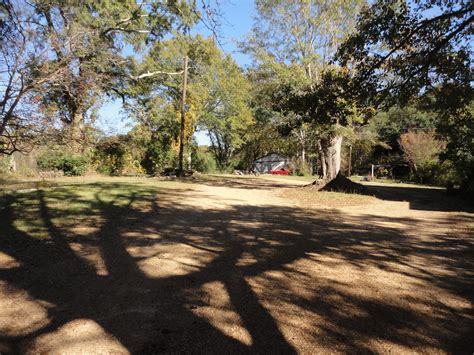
96,0,256,145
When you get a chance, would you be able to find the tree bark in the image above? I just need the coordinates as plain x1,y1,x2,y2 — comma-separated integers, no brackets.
69,111,86,153
317,140,327,179
319,135,343,180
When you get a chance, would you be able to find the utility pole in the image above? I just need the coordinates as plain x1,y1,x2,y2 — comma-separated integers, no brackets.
348,145,352,176
178,55,188,177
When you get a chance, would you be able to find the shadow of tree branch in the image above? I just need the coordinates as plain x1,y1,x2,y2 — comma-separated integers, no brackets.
0,182,472,353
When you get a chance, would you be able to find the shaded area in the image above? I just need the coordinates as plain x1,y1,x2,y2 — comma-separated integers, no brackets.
0,179,58,193
0,181,473,353
319,173,367,194
364,183,474,213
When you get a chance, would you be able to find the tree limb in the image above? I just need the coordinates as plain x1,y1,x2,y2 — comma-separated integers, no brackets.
130,70,184,80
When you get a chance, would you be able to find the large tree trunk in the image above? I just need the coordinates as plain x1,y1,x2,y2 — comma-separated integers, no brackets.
311,135,366,194
317,140,327,179
68,112,86,153
319,135,343,180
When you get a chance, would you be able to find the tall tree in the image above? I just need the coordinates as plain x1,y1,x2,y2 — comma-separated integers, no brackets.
244,0,365,179
1,0,198,153
37,0,198,151
276,68,363,178
198,54,253,170
0,1,67,154
337,0,473,188
123,35,252,172
246,0,365,78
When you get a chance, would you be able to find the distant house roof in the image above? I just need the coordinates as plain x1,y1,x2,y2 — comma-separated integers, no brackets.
255,153,289,163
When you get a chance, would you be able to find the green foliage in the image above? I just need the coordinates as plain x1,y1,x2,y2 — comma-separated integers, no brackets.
124,36,254,173
337,0,473,188
128,123,177,175
191,146,217,173
237,65,308,170
94,136,128,176
192,44,254,169
0,156,12,177
436,100,474,190
2,0,200,153
242,0,366,179
37,151,89,176
276,69,363,137
92,123,178,176
370,106,437,149
245,0,365,76
61,156,89,176
141,140,176,175
337,1,472,107
431,160,460,187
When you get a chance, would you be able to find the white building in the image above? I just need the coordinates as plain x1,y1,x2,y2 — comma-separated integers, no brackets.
254,153,290,174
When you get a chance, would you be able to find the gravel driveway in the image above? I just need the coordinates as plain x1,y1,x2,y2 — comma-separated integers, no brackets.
0,176,472,354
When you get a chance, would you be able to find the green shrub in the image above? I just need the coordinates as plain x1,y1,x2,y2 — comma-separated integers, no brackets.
94,138,127,176
141,143,175,175
433,160,461,187
37,151,89,176
37,151,63,171
191,146,217,173
61,156,88,176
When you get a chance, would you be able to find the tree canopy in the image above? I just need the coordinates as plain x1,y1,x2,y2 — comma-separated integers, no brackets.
1,0,472,190
0,0,198,154
337,0,473,188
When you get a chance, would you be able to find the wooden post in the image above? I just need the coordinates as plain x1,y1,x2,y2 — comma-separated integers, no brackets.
178,55,189,177
348,145,352,176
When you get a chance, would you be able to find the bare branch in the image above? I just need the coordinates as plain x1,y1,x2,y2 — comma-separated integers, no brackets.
130,70,184,80
103,27,150,35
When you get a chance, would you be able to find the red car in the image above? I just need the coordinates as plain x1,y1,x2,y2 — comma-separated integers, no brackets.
271,168,290,175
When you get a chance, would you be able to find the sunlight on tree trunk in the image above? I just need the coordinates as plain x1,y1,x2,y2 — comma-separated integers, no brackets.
69,112,86,153
320,135,342,180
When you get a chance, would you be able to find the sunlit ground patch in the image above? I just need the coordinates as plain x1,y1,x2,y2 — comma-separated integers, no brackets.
24,319,128,354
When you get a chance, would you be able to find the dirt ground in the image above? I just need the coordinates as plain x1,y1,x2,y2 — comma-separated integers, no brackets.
0,175,473,354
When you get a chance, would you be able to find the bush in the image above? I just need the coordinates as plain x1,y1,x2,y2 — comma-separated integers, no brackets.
62,156,88,176
94,137,127,176
432,160,461,187
399,130,446,184
141,143,175,175
191,146,217,173
37,152,62,171
37,151,89,176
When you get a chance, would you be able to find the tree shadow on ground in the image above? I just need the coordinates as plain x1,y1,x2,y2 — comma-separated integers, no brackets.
364,184,474,213
0,182,473,353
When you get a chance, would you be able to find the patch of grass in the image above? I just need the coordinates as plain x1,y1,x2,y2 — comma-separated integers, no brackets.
1,178,163,240
350,176,444,189
360,179,444,189
279,187,379,209
260,174,317,183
